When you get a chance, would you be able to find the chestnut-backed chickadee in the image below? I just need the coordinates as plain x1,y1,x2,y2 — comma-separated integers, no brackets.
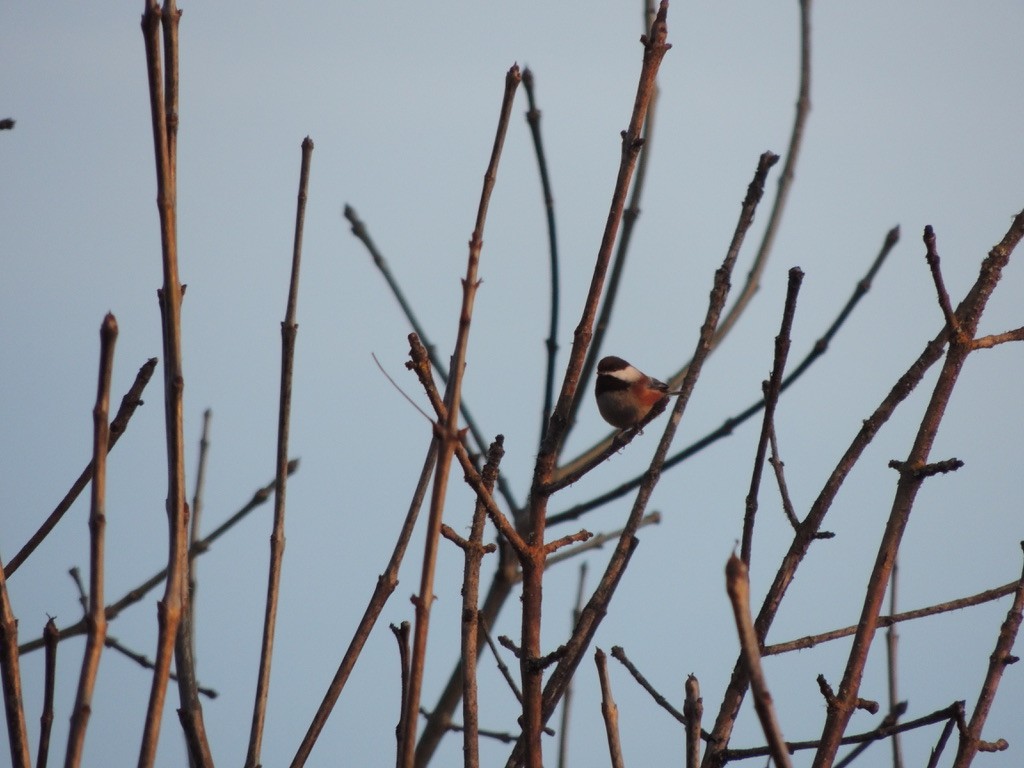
595,355,681,430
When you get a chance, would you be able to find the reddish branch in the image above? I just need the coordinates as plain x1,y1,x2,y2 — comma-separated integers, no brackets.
245,135,314,768
65,314,117,767
398,65,522,768
741,267,803,565
951,543,1024,766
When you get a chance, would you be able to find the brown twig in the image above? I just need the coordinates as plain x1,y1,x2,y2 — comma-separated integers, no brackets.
550,225,897,525
65,313,117,767
812,216,1024,767
139,0,211,763
885,559,905,768
245,135,313,768
37,618,59,768
522,68,562,443
923,225,963,341
925,702,962,768
479,619,525,711
764,578,1019,656
951,542,1024,767
722,701,962,761
972,326,1024,349
5,357,157,579
596,649,626,768
449,437,505,768
767,424,833,538
0,561,30,767
542,513,660,571
834,702,907,768
725,554,792,768
610,646,685,725
179,406,212,762
103,635,217,698
741,267,803,565
685,675,703,768
557,563,588,768
400,65,521,768
391,622,411,767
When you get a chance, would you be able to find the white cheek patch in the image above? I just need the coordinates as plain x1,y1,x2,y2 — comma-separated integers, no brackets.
609,365,645,384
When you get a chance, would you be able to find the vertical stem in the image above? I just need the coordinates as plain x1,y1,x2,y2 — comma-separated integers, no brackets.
0,562,30,767
65,313,117,767
245,136,313,768
885,559,904,768
400,67,521,768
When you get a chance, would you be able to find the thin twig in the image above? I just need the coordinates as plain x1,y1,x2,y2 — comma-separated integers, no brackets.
923,224,962,341
885,559,905,768
834,703,907,768
557,563,588,768
541,513,660,571
65,313,117,768
972,326,1024,349
725,554,792,768
951,542,1024,767
452,438,505,768
522,68,561,443
765,579,1019,656
401,64,521,768
721,701,962,761
925,703,962,768
610,646,685,725
103,635,217,698
245,135,313,768
37,618,59,768
741,267,803,565
685,675,703,768
391,622,411,768
5,357,157,579
480,618,525,706
0,563,30,767
139,0,211,763
596,649,626,768
178,405,213,766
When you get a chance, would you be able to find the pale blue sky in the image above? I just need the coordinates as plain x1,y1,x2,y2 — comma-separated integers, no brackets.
3,2,1023,766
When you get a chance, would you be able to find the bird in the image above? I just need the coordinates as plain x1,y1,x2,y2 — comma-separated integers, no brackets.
594,355,682,430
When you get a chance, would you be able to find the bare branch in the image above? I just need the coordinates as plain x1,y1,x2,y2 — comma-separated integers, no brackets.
725,554,792,768
66,313,117,767
685,675,703,768
741,267,803,565
246,134,314,768
596,649,626,768
951,543,1024,767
